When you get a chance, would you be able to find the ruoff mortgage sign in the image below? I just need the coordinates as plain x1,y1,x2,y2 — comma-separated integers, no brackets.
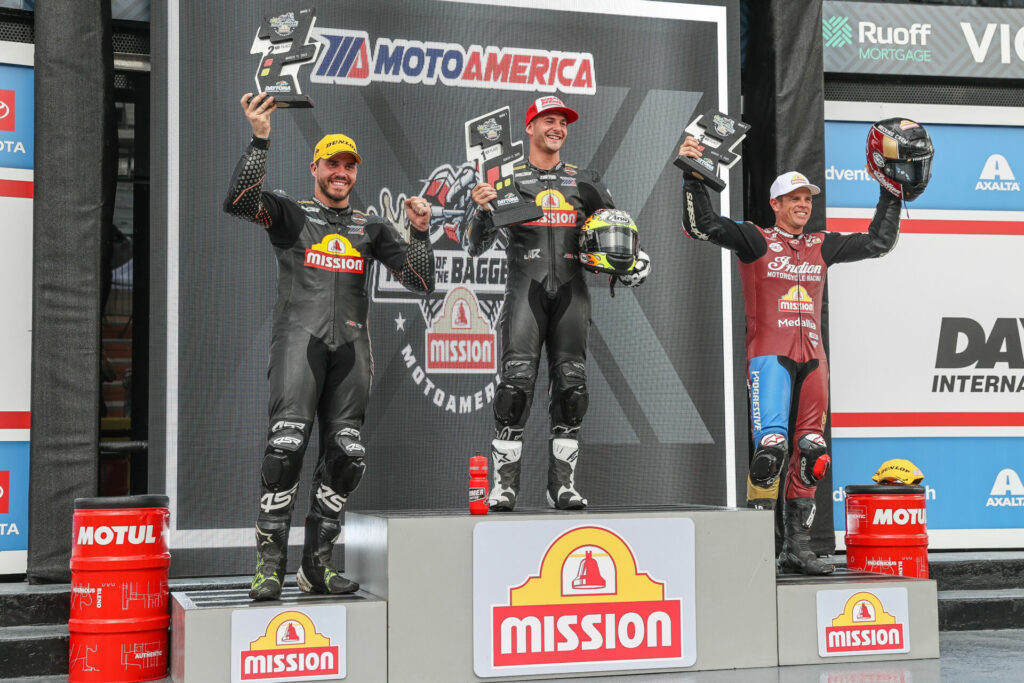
823,1,1024,78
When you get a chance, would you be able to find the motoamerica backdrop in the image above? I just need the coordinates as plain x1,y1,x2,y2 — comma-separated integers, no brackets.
151,0,743,575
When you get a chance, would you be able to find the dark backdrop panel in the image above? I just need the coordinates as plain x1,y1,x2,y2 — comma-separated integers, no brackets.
28,0,115,582
741,0,833,553
154,0,742,575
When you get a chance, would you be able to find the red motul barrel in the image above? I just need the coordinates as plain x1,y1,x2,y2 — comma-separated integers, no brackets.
845,484,928,578
69,495,170,683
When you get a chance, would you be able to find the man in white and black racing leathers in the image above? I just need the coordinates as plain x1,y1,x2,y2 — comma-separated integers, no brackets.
467,96,651,511
224,92,434,600
678,135,902,574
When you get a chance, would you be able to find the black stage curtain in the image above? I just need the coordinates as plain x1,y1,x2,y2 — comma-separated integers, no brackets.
28,0,116,582
742,0,834,554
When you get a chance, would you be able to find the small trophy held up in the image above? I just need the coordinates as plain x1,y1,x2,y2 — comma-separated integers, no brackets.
465,106,543,227
674,109,750,192
250,8,322,108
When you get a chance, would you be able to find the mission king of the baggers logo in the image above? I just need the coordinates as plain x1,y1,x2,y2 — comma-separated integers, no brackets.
370,161,507,414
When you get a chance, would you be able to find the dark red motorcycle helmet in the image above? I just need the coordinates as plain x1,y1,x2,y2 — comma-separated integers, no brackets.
866,118,934,201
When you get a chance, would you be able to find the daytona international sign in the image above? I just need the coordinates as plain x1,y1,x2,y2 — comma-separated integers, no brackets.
473,518,696,677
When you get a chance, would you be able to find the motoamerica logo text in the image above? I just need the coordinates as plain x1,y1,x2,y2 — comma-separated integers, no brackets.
310,27,596,94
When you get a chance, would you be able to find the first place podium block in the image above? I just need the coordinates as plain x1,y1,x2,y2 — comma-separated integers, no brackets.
345,505,779,682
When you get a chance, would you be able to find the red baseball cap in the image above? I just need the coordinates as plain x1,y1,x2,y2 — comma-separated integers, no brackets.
525,96,579,126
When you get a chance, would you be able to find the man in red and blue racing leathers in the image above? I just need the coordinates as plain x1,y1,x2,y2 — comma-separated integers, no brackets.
678,135,901,574
468,96,650,511
224,92,435,600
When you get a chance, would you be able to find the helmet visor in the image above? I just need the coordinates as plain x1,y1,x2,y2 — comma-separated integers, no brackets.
887,155,932,185
584,225,637,255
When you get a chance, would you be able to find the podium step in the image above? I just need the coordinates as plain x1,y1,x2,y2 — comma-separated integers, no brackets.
938,588,1024,631
0,624,68,679
930,551,1024,590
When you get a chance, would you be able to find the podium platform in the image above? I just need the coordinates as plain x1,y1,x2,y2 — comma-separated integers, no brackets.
165,505,939,682
345,505,779,681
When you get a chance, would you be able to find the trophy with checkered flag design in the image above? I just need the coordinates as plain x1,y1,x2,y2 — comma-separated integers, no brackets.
251,7,322,108
674,109,749,192
465,106,543,227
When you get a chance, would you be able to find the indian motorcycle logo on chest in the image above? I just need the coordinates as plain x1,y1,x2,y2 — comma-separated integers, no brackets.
304,234,365,273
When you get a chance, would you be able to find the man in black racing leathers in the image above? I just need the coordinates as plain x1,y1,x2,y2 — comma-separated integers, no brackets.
224,92,434,600
467,96,650,511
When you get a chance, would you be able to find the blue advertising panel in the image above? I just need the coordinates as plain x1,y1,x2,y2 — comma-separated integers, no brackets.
825,120,1024,212
833,437,1024,533
0,443,29,553
0,62,33,170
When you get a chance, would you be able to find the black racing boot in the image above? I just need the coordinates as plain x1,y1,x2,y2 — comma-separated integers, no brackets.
250,514,289,601
487,439,522,511
296,513,359,595
546,438,588,510
778,497,834,575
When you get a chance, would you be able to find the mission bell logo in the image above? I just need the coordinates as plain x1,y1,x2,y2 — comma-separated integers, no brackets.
821,591,908,656
304,234,364,273
425,287,497,373
491,526,682,667
240,611,340,680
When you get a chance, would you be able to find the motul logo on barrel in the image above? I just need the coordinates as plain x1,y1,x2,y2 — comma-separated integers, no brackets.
871,508,926,526
76,525,158,546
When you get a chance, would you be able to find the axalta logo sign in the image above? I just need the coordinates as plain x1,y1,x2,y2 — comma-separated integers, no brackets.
76,525,158,546
823,14,931,63
309,27,595,94
240,611,341,680
0,470,8,514
988,468,1024,508
778,285,814,313
491,526,682,667
822,592,907,655
425,287,497,373
304,234,364,273
523,189,578,227
976,154,1020,192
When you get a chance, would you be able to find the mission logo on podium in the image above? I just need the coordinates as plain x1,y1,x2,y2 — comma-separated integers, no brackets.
816,588,911,657
473,519,696,677
231,606,346,682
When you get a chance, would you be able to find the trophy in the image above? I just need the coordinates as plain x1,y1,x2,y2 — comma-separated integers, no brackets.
674,109,750,192
465,106,543,227
250,8,322,108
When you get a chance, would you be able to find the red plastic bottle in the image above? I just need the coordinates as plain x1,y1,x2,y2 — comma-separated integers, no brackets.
470,454,489,515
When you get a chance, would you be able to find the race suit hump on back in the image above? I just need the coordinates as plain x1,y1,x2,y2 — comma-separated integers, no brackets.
681,176,901,361
223,135,434,346
465,160,611,291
